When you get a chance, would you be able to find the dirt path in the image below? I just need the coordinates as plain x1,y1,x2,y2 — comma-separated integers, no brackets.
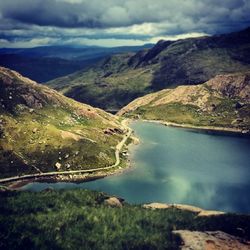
0,120,132,184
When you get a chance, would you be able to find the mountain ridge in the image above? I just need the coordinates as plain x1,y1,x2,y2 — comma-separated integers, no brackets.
0,44,154,82
47,27,250,110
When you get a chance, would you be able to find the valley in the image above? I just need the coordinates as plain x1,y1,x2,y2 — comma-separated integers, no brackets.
1,24,250,250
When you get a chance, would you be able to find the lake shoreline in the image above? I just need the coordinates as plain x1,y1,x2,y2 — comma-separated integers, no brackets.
4,119,136,190
4,118,249,190
8,164,133,190
140,119,250,136
7,157,134,190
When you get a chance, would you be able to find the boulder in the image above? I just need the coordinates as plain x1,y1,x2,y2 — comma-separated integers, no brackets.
143,203,170,209
55,162,61,170
32,128,38,133
104,197,123,208
234,101,245,109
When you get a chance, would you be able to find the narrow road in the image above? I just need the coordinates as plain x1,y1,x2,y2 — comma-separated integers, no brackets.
0,120,132,184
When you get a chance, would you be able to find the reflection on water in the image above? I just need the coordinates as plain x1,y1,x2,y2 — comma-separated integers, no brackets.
22,121,250,213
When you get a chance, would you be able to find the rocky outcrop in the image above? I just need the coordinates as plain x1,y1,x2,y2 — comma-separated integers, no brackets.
0,67,119,123
173,230,250,250
104,197,123,207
143,203,225,216
0,67,65,111
206,72,250,102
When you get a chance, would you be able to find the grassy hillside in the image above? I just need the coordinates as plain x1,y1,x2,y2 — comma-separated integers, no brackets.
47,27,250,110
0,67,126,178
118,72,250,131
0,189,249,249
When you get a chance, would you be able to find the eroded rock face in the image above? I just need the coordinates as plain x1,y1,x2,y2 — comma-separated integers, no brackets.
0,67,63,111
173,230,250,250
206,73,250,102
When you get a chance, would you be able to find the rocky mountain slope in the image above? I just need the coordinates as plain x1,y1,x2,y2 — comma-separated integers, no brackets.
0,67,125,178
118,72,250,131
47,27,250,111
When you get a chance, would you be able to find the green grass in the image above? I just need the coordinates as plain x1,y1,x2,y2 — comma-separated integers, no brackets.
126,98,250,130
0,66,128,179
0,189,249,250
0,105,122,178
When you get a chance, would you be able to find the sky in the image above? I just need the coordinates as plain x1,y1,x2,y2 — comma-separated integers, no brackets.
0,0,250,48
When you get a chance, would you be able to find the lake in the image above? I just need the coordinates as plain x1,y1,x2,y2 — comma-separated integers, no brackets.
22,121,250,213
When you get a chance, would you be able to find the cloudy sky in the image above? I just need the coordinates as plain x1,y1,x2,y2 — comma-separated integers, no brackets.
0,0,250,48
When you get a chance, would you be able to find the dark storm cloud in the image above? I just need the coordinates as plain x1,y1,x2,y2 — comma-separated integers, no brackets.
0,0,249,32
0,0,103,28
0,0,250,47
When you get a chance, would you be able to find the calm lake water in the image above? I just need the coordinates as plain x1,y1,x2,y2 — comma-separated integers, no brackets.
22,121,250,213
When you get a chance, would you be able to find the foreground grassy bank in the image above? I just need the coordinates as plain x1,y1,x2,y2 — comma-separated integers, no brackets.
0,189,250,249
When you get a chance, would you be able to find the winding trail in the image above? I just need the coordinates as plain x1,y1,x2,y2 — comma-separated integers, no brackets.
0,120,132,184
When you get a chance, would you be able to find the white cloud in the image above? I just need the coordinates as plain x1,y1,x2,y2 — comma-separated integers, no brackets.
148,32,209,43
0,37,58,48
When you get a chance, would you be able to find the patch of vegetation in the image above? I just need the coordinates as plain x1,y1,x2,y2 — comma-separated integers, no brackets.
127,97,250,130
0,105,122,178
136,103,199,125
0,189,249,250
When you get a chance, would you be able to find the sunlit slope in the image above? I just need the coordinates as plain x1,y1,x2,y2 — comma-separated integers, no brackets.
118,72,250,131
0,67,125,178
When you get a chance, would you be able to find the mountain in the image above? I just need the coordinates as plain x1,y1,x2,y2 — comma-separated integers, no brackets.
0,44,153,83
0,67,126,178
47,27,250,111
118,72,250,131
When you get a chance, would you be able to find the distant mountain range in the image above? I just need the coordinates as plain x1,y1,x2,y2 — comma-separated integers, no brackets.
0,44,153,83
47,27,250,111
